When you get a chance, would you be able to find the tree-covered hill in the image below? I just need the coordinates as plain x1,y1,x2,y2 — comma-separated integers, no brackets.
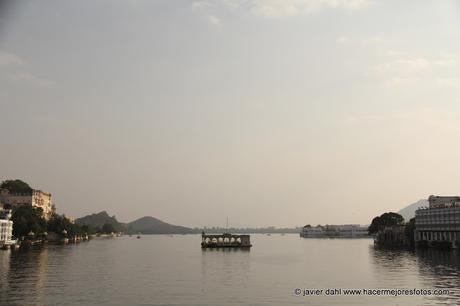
75,211,126,232
127,216,192,234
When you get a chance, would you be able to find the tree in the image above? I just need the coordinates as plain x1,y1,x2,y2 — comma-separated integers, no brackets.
404,218,416,248
1,179,32,194
80,225,95,235
47,214,71,235
11,205,47,238
368,216,382,234
368,212,404,234
102,223,115,234
47,214,85,237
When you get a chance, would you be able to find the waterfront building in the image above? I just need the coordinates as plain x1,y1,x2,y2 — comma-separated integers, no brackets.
300,224,368,238
0,188,54,220
0,209,14,247
415,195,460,248
300,225,325,237
201,232,252,248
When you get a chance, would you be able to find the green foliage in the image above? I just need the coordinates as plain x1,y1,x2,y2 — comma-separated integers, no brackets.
11,205,47,238
11,205,93,238
47,214,86,237
102,223,115,234
75,211,126,232
368,212,405,234
1,179,32,194
80,225,96,235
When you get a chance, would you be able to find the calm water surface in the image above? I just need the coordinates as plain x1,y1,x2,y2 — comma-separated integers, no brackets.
1,234,460,305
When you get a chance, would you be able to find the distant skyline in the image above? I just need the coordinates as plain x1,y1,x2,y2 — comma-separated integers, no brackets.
1,0,460,227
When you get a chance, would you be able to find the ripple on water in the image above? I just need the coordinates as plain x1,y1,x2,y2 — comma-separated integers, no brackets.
1,236,460,305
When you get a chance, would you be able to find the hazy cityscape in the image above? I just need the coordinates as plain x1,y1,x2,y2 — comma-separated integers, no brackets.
2,0,460,305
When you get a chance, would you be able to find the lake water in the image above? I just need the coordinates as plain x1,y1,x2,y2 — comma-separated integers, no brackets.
1,234,460,305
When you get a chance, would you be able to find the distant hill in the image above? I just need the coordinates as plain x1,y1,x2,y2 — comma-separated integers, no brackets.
75,211,126,232
398,199,429,221
127,216,193,234
75,211,193,234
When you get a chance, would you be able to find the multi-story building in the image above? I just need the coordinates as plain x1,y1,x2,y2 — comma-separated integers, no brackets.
0,209,14,247
415,195,460,248
0,188,54,220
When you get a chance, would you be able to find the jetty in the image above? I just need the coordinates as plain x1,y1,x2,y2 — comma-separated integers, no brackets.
201,232,252,248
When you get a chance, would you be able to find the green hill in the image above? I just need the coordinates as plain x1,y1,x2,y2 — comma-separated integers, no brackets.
75,212,193,234
127,216,192,234
75,211,126,232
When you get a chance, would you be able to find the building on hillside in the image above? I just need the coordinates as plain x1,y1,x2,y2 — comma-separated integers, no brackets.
0,188,54,220
415,195,460,248
0,209,14,247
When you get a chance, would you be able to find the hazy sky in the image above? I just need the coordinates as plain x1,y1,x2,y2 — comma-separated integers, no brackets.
1,0,460,227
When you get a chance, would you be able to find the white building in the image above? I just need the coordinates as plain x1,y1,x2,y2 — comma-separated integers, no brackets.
300,224,368,238
300,225,325,237
415,195,460,248
0,209,14,247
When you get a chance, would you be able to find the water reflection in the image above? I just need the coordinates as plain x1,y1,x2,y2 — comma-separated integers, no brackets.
201,246,251,303
1,246,49,305
369,245,460,305
368,245,420,289
370,245,417,269
3,236,460,305
416,248,460,305
0,249,11,294
201,248,250,253
417,248,460,270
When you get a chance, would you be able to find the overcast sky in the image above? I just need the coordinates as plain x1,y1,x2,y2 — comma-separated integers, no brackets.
1,0,460,227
